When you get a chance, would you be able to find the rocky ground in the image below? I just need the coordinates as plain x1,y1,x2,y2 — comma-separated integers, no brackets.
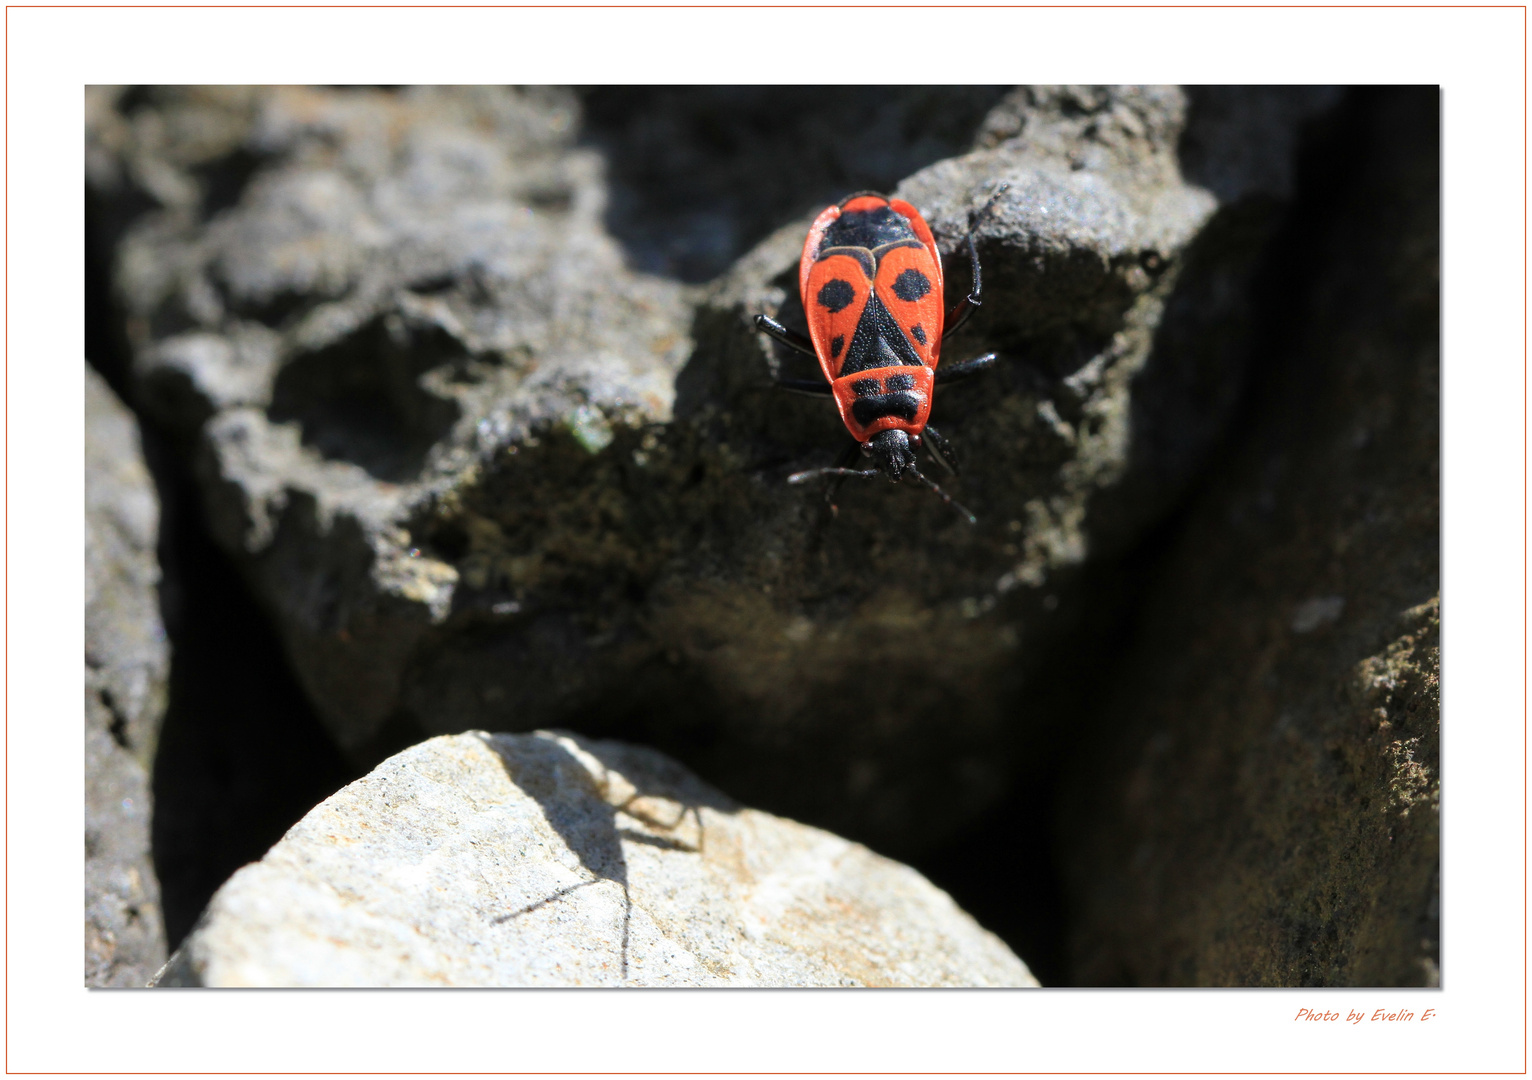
85,366,168,986
84,85,1437,987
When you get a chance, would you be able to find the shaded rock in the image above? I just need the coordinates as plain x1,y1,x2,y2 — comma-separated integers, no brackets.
1058,88,1439,986
580,86,1011,282
85,365,168,986
98,86,1339,860
152,731,1035,987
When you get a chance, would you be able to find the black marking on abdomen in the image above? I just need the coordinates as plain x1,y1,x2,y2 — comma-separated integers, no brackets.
821,204,917,251
839,292,924,375
851,391,922,427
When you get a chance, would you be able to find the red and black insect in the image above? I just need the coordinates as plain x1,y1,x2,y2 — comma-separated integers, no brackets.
756,186,1007,524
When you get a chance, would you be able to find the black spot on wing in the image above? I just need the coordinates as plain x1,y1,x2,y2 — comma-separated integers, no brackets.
830,335,845,359
892,267,932,301
817,278,856,313
909,324,927,346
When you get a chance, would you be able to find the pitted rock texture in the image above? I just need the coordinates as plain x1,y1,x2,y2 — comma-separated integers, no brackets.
85,366,168,986
97,85,692,760
152,731,1036,987
95,86,1340,858
1058,88,1439,987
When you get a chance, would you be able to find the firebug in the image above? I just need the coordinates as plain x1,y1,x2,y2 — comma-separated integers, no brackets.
755,185,1007,524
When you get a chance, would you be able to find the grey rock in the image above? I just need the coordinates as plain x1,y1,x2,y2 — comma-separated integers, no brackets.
85,365,168,986
107,86,692,760
1058,88,1438,986
153,731,1036,987
98,86,1339,857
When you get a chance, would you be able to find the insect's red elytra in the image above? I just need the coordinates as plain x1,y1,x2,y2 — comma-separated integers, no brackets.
754,185,1009,525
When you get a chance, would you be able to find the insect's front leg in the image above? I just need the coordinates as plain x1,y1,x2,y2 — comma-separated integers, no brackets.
920,424,961,477
788,442,872,488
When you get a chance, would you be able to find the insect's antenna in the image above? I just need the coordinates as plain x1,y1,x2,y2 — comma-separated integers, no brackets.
909,468,978,525
971,181,1011,228
788,467,879,485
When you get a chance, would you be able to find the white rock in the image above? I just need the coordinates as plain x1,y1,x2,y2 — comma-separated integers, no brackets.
153,731,1036,987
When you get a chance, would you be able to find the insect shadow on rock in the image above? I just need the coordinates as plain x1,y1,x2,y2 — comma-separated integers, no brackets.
756,183,1010,525
480,733,729,983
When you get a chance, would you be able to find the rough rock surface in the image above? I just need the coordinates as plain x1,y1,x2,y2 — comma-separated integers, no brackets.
85,365,168,986
95,86,1339,858
1057,88,1439,986
152,731,1036,987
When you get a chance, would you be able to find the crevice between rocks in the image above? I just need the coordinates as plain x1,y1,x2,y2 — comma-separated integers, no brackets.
87,192,361,952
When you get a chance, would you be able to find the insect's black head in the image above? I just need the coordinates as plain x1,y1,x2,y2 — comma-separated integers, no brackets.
863,429,918,482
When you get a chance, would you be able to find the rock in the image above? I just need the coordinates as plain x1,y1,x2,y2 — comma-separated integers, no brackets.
1057,88,1439,986
85,365,169,986
152,731,1036,987
96,86,1340,859
103,86,694,763
580,87,1011,282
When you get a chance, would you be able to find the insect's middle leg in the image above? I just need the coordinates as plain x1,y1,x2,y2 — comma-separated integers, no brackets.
772,376,834,397
934,352,998,386
755,314,817,357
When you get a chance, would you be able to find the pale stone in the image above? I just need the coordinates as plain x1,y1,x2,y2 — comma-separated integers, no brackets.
154,731,1036,987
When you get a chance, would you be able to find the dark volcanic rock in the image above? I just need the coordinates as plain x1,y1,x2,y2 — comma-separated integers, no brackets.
97,86,1337,859
1058,88,1439,986
85,366,168,986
